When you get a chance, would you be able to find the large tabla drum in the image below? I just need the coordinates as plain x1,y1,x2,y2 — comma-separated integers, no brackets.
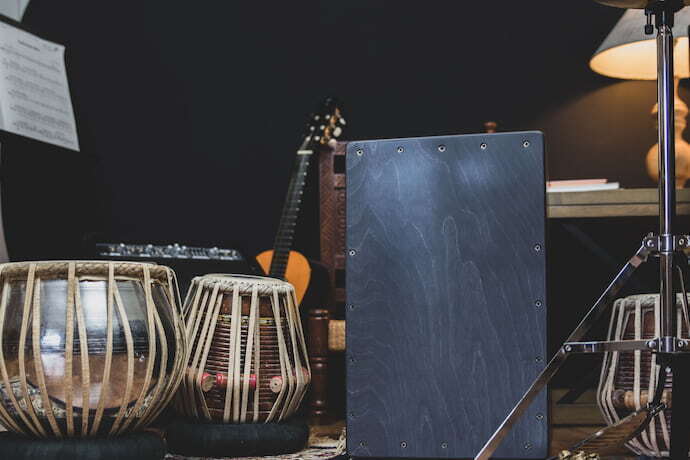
176,274,310,423
598,293,688,457
0,261,186,438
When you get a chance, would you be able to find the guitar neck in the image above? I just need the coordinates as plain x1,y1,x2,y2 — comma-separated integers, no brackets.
269,139,313,278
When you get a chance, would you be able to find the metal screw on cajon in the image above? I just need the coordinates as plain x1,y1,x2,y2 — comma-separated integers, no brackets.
474,1,690,459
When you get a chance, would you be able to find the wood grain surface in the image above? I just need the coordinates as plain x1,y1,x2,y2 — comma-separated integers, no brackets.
548,188,690,218
346,132,547,458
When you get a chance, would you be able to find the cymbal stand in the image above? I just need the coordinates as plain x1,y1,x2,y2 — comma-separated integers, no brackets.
475,1,690,458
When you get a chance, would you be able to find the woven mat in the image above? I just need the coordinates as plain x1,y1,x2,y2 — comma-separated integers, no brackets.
166,447,343,460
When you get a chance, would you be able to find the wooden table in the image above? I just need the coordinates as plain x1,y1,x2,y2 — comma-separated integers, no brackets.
548,188,690,218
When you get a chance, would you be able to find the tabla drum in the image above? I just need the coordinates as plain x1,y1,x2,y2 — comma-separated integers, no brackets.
0,261,186,438
598,293,689,457
176,274,310,423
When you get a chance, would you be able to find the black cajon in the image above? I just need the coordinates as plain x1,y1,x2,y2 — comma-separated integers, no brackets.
346,132,548,458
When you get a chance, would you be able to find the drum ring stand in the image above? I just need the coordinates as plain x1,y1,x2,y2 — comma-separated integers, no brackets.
475,2,690,458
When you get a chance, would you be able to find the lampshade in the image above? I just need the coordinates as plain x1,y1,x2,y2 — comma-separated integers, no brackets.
590,9,690,80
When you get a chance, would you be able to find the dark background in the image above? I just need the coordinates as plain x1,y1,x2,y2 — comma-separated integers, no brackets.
2,0,685,406
3,0,668,262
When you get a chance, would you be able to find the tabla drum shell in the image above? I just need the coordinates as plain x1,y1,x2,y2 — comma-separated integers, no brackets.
176,274,311,423
598,294,689,457
0,261,186,438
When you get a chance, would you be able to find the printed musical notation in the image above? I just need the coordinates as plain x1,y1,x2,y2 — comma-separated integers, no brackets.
0,21,79,151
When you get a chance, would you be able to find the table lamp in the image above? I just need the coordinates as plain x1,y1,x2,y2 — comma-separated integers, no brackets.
590,9,690,187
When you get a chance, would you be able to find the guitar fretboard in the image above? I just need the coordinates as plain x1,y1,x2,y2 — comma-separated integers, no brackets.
269,141,313,278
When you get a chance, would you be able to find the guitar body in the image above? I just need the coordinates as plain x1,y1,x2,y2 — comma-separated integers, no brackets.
256,249,311,305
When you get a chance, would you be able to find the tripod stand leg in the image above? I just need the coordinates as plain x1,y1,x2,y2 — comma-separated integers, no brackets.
561,244,650,343
474,244,651,460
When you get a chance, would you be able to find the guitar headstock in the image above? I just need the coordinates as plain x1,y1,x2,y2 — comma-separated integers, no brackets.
305,97,345,148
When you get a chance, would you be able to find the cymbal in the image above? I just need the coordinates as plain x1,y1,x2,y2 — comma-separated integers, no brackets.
596,0,690,8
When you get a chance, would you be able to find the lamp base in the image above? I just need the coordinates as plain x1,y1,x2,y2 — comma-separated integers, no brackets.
645,138,690,187
646,78,690,187
0,431,166,460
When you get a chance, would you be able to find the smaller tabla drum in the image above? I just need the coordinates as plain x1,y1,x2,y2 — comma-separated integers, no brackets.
176,274,310,423
598,293,689,457
0,261,186,438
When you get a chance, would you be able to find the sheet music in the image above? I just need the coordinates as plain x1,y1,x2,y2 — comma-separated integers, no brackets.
0,3,20,21
0,21,78,151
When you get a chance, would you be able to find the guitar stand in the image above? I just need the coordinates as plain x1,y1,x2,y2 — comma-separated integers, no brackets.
475,2,690,458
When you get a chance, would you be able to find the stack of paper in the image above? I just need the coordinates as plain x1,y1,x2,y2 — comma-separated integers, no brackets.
547,179,620,193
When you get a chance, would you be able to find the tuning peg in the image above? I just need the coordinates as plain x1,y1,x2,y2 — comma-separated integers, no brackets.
333,126,343,137
339,118,346,126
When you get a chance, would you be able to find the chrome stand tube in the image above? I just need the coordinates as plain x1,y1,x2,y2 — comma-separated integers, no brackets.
657,9,676,342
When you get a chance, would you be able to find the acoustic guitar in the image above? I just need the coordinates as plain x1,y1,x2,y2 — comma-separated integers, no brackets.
256,98,345,305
